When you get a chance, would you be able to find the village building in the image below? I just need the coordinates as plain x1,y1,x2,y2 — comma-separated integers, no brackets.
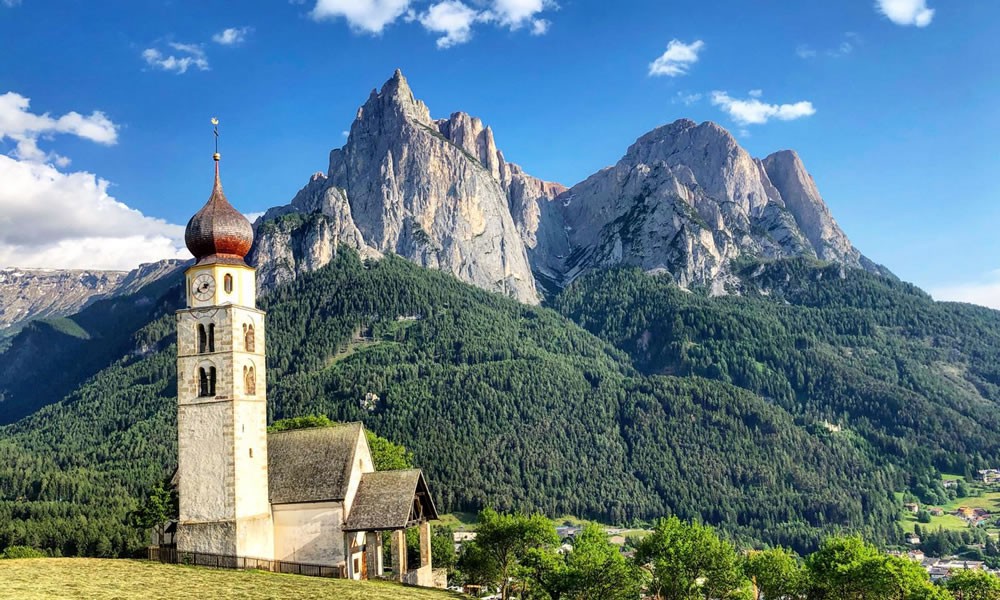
168,150,440,586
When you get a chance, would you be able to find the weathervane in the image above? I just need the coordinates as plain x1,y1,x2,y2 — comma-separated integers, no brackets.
211,117,220,161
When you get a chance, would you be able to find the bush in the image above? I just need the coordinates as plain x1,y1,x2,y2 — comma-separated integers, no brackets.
1,546,46,559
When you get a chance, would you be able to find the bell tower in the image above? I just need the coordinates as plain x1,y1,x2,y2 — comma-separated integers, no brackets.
175,134,273,559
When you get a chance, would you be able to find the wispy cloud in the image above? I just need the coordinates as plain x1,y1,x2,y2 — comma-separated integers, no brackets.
797,33,860,60
796,45,818,59
2,0,22,7
142,42,209,74
649,39,705,77
673,91,703,106
876,0,934,27
710,90,816,126
213,26,253,46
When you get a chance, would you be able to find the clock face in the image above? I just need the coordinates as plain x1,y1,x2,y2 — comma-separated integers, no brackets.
191,274,216,301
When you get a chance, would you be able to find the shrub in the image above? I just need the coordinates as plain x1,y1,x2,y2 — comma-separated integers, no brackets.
1,546,47,559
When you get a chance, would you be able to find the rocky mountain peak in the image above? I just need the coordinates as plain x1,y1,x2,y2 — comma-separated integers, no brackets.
250,73,883,304
356,68,432,129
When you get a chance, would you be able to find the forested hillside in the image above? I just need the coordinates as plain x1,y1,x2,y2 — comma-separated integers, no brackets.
0,252,903,556
554,260,1000,483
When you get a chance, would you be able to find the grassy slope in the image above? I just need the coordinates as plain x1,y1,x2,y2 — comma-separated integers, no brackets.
0,559,463,600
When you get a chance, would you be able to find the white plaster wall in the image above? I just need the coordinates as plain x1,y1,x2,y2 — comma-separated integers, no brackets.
273,502,346,566
185,265,257,309
343,431,375,516
177,400,233,522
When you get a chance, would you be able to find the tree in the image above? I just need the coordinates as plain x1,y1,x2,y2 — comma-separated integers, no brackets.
462,508,559,600
806,536,946,600
742,547,803,600
365,431,414,471
635,516,746,600
129,482,176,545
561,523,644,600
947,569,1000,600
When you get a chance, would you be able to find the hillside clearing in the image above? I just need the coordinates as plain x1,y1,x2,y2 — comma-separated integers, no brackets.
0,558,464,600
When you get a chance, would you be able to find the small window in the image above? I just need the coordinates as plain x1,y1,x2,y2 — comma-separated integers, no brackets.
354,558,361,575
249,448,254,459
224,274,233,294
208,323,216,353
198,324,208,354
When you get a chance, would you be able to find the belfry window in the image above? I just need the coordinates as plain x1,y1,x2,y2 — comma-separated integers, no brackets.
198,324,216,353
244,323,256,353
224,274,233,294
198,367,217,397
244,365,256,396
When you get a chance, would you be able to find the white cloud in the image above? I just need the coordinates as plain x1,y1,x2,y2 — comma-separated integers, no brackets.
876,0,934,27
931,272,1000,309
0,93,185,270
2,0,21,7
0,92,118,165
308,0,554,43
213,26,253,46
142,43,209,74
748,89,763,98
484,0,554,31
243,211,265,224
420,1,481,48
310,0,412,33
0,156,186,270
649,39,705,77
711,91,816,125
530,18,549,35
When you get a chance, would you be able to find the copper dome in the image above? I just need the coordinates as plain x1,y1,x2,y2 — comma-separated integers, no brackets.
185,159,254,265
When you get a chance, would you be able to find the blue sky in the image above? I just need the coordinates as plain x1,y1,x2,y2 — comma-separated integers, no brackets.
1,0,998,305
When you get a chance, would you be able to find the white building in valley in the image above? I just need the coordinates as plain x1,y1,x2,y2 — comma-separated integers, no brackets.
170,150,439,586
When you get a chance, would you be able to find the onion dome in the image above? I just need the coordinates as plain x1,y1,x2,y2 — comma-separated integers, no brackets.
184,154,254,265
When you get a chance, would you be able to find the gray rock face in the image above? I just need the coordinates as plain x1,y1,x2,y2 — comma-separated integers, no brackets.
250,72,882,303
530,119,879,292
251,70,549,304
0,259,185,336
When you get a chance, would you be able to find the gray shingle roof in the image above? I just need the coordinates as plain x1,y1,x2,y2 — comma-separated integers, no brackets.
267,423,364,504
343,469,438,532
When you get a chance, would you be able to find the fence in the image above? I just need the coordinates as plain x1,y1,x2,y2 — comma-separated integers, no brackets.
148,546,346,579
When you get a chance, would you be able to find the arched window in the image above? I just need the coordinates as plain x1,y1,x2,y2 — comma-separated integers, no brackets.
244,365,256,396
198,367,209,397
208,323,215,353
199,366,217,397
198,324,207,354
224,274,233,294
244,323,256,353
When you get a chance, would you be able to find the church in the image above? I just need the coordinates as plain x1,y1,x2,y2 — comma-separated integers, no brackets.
170,147,440,587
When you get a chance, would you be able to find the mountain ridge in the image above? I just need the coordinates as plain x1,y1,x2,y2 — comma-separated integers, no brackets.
249,71,885,304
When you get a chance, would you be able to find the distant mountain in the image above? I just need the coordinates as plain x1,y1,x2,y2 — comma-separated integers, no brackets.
0,260,185,340
250,71,885,303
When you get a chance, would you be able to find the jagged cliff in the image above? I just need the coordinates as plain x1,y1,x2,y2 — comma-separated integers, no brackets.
247,72,881,301
533,120,881,292
250,70,551,304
